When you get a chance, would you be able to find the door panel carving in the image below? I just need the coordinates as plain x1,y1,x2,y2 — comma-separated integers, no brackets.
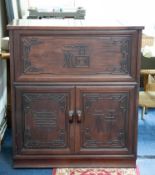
15,86,75,154
75,86,136,155
81,93,127,148
23,93,67,148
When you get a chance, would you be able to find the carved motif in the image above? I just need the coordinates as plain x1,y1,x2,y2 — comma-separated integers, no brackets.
120,39,131,73
64,44,89,68
22,93,68,148
94,37,131,75
82,93,128,148
23,93,67,112
22,38,43,73
33,112,57,128
22,37,131,75
24,128,66,148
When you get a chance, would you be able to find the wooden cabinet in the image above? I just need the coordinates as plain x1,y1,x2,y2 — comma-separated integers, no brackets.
8,20,143,168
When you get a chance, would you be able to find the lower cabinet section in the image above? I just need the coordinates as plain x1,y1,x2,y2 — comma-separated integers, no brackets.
13,85,138,167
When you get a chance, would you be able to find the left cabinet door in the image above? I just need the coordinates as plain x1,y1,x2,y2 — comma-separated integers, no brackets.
14,86,75,155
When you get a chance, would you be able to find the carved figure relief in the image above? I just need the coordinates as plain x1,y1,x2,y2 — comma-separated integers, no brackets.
64,44,89,68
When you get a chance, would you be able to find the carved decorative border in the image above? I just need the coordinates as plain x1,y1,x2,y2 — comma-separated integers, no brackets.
22,38,43,73
82,93,128,148
22,37,131,75
120,39,131,74
22,93,67,148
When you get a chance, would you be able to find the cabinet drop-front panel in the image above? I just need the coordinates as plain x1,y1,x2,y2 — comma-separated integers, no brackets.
14,30,139,82
75,86,136,155
15,86,75,155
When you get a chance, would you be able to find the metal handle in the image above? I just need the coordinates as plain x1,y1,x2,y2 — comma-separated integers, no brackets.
76,110,82,123
69,110,74,123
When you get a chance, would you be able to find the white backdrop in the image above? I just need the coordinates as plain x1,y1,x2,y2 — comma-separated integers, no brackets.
25,0,155,36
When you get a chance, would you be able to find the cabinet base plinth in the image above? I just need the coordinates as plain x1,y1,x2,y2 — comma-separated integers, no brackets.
13,157,136,168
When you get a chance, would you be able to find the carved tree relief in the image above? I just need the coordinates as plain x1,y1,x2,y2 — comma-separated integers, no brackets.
22,93,68,148
81,93,128,148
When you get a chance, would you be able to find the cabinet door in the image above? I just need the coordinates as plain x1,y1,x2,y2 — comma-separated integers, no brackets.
14,86,75,155
75,85,137,156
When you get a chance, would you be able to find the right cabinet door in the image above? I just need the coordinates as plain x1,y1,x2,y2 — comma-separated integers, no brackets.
75,85,137,156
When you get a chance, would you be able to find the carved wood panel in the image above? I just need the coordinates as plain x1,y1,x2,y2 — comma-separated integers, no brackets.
75,86,136,155
15,86,75,154
17,35,134,81
21,36,131,74
81,93,127,148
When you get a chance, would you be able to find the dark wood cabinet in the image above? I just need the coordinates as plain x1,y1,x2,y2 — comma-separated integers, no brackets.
8,20,143,168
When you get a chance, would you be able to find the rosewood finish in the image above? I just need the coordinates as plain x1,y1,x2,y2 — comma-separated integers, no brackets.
8,19,143,168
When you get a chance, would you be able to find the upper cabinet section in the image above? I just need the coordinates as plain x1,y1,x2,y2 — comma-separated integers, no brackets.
8,23,143,82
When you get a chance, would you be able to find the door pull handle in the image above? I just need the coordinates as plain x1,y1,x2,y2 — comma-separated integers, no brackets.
69,110,74,123
76,110,82,123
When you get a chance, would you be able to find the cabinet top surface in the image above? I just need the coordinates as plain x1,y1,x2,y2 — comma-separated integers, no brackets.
7,19,144,30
